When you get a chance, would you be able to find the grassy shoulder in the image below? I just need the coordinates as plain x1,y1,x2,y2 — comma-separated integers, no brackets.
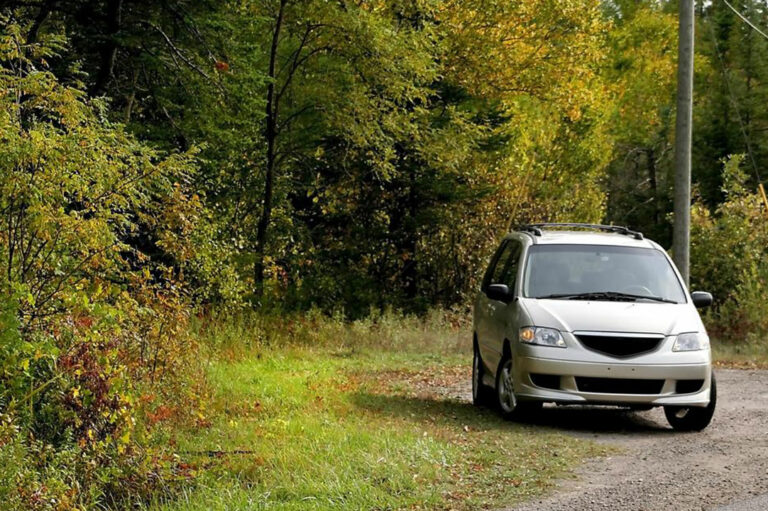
712,339,768,369
145,312,606,510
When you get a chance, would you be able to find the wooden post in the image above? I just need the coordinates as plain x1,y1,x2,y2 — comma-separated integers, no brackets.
759,183,768,214
673,0,695,286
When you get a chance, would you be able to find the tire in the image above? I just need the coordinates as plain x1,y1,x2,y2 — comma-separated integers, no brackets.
472,342,494,406
664,373,717,432
495,353,542,420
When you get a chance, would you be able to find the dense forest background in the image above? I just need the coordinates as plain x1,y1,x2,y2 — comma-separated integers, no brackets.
4,0,768,314
2,0,768,508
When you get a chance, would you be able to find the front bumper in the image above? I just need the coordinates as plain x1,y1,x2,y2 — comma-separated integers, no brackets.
515,354,712,408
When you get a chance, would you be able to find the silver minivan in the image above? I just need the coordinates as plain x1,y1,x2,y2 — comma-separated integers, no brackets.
472,224,716,431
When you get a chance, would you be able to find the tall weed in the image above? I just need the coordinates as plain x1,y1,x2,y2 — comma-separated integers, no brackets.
193,307,470,359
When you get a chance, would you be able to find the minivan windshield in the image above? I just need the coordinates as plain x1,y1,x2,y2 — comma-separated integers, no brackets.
523,245,687,304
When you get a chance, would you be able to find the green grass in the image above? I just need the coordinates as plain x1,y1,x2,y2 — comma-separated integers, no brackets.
145,310,606,510
712,338,768,369
141,309,768,510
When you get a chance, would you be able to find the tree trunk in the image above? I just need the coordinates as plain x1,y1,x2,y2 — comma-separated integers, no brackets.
27,0,57,44
90,0,123,96
253,0,287,292
401,166,419,300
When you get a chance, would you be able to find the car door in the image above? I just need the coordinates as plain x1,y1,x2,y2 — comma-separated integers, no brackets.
475,240,517,375
475,240,508,355
485,240,523,371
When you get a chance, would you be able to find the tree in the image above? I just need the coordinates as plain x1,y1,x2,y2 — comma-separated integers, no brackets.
7,0,621,312
603,2,679,244
694,0,768,207
225,0,442,300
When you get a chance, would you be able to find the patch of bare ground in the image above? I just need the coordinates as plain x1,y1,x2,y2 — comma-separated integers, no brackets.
508,369,768,511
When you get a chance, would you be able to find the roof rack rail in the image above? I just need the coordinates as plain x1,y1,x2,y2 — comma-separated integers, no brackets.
518,225,543,236
516,223,644,240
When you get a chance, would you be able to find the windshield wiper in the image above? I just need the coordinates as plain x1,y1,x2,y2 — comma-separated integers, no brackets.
535,291,677,304
605,292,677,304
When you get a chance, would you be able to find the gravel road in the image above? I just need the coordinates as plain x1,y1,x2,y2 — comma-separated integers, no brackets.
506,369,768,511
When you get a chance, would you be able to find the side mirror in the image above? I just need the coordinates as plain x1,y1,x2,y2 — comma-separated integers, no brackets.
691,291,713,309
486,283,514,303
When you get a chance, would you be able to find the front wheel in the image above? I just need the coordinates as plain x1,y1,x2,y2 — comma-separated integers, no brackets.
496,355,541,420
664,373,717,431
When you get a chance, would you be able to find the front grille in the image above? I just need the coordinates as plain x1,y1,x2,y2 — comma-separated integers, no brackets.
576,334,663,358
676,379,704,394
530,373,561,390
575,377,664,394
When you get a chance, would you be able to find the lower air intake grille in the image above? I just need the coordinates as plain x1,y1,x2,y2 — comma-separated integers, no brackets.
575,377,664,394
576,334,663,358
530,373,561,390
676,379,704,394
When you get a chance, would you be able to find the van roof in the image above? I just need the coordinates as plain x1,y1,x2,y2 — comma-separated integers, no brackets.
509,224,661,249
518,230,659,248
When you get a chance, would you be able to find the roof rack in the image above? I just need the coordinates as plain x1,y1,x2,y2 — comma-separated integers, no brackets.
516,223,644,240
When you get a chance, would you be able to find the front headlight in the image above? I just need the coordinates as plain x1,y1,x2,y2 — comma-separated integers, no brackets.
520,327,566,348
673,332,710,352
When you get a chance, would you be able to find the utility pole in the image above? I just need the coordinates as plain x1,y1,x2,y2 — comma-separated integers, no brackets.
673,0,695,286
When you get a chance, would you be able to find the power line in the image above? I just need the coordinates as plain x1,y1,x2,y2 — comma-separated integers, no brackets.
722,0,768,42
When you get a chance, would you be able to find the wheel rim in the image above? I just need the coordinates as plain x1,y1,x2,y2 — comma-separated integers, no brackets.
674,407,691,419
472,350,480,399
498,359,517,413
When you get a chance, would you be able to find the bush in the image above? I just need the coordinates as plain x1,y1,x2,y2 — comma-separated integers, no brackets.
0,21,204,508
690,155,768,342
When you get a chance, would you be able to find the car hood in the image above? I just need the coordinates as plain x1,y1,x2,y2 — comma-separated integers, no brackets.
519,298,703,335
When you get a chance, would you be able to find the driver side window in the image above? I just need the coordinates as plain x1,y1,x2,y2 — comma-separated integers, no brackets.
481,240,521,291
496,241,522,288
481,240,509,291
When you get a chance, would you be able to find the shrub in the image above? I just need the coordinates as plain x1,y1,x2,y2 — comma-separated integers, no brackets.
690,155,768,342
0,20,204,508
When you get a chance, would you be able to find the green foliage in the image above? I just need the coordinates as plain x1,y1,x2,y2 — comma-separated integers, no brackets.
690,155,768,342
605,0,768,245
694,0,768,208
0,21,205,508
5,0,768,507
604,2,679,244
144,311,606,511
247,0,615,313
6,0,616,313
4,0,764,318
